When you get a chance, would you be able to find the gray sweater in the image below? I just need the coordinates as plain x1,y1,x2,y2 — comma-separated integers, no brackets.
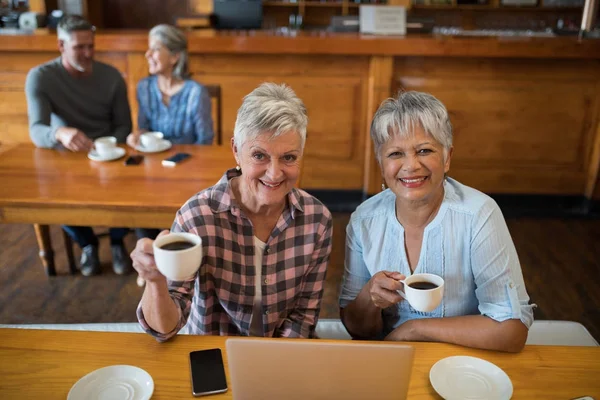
25,57,132,148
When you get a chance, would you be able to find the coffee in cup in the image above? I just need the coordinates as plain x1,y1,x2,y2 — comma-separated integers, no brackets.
94,136,117,157
407,281,439,290
140,132,164,150
153,232,202,281
159,241,196,251
397,273,444,312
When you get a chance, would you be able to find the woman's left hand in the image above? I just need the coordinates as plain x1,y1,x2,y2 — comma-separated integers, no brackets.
384,320,417,341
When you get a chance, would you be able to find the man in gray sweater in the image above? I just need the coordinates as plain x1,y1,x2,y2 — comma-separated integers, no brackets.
25,15,133,276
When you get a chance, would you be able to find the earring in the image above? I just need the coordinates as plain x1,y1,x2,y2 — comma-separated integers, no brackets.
235,165,241,171
381,183,386,191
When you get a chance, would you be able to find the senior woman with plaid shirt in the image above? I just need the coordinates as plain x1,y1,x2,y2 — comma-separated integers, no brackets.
130,83,333,340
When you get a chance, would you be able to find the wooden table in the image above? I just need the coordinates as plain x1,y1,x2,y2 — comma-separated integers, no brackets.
0,328,598,399
0,143,234,275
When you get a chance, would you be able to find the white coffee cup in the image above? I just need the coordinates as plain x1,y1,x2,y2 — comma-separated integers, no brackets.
94,136,117,157
153,232,202,281
397,273,444,312
140,132,164,150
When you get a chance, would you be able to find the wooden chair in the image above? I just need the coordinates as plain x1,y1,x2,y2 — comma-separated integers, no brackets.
33,223,78,276
205,84,223,145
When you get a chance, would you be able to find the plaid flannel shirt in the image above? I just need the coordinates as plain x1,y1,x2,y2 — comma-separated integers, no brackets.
137,168,333,341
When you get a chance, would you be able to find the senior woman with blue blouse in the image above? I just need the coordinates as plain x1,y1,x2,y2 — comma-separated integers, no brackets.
126,24,213,147
339,91,534,352
130,83,333,340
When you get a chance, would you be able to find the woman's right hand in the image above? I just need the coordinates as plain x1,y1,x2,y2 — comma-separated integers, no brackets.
130,230,170,283
368,271,406,309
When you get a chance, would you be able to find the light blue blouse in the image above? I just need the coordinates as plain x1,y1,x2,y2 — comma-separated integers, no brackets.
339,177,535,336
137,76,214,145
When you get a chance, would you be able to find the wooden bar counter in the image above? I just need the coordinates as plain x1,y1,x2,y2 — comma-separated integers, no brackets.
1,29,599,200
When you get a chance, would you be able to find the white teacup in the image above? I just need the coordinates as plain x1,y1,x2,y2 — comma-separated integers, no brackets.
153,232,202,281
397,273,444,312
140,132,164,150
94,136,117,157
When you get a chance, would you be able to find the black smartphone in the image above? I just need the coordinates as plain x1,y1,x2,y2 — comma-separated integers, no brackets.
162,152,191,167
189,349,228,397
124,155,144,165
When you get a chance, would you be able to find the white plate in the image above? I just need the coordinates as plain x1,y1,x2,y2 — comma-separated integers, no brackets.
134,139,172,153
88,147,126,162
430,356,513,400
67,365,154,400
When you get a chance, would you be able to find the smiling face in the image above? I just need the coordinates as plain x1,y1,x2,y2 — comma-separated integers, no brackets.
145,36,178,76
380,124,452,205
232,131,303,211
59,30,95,74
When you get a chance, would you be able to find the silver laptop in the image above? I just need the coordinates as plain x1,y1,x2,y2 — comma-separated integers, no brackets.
226,338,415,400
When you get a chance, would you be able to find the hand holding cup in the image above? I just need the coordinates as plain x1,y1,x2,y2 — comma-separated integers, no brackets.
131,231,203,282
130,230,170,283
396,273,445,312
152,232,203,281
368,271,406,309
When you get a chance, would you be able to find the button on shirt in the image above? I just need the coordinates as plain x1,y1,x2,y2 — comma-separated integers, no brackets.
137,168,333,340
249,236,266,337
339,178,535,337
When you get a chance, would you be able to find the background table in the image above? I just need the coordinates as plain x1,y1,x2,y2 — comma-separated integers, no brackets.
0,143,234,274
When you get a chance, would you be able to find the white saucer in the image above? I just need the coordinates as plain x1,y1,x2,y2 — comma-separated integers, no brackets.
430,356,513,400
134,139,172,153
67,365,154,400
88,147,126,162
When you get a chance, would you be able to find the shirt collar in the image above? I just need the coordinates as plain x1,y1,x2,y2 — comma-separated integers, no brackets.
210,168,304,217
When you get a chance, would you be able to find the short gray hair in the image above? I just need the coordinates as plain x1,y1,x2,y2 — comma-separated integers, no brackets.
371,91,453,163
57,15,95,42
149,24,190,80
234,83,308,150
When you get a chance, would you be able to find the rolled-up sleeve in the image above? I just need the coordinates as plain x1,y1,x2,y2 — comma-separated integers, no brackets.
471,200,534,328
136,210,197,342
339,219,371,309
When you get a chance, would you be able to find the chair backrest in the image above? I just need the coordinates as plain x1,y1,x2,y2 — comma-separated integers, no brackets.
204,84,223,146
526,320,599,346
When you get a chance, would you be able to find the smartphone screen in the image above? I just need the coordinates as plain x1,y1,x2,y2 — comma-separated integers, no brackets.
189,349,228,396
124,155,144,165
162,152,191,167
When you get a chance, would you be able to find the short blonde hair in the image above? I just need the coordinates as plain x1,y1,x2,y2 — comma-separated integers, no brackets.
234,83,308,149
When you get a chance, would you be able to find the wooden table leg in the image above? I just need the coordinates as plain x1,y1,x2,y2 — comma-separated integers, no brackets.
33,224,56,276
